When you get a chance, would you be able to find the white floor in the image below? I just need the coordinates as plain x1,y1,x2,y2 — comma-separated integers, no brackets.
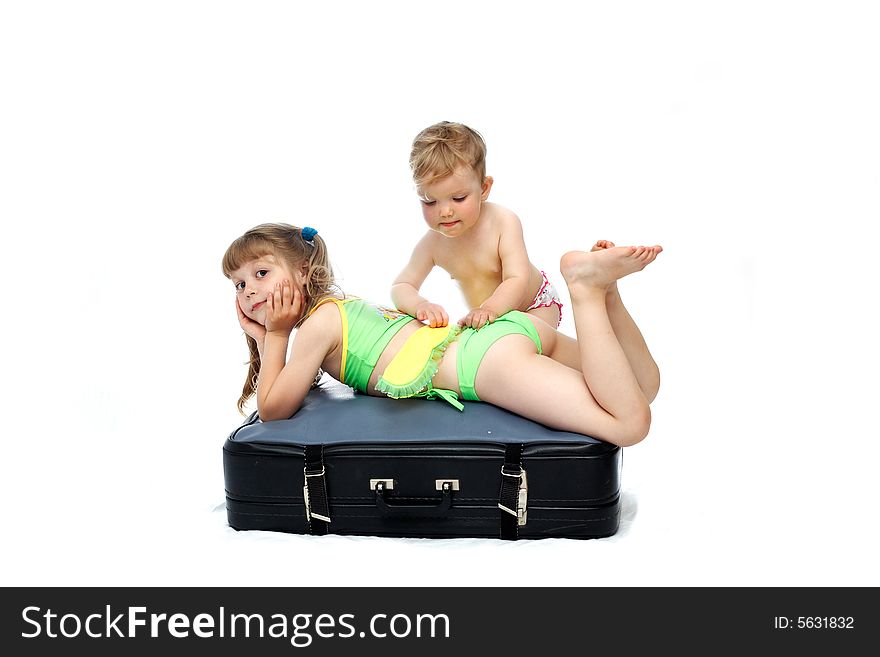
2,1,878,587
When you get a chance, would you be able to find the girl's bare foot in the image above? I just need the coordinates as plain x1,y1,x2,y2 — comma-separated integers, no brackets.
561,245,662,290
590,240,621,297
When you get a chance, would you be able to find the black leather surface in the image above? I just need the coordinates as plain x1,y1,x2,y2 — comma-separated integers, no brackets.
229,379,608,446
223,379,621,540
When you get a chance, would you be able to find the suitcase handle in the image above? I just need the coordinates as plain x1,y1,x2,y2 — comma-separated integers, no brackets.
374,480,454,518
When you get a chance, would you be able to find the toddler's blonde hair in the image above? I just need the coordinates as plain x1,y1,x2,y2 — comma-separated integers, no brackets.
410,121,487,188
222,223,339,413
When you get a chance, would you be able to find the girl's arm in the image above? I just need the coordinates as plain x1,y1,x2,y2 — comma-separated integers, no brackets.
460,213,532,328
256,281,337,421
390,234,448,327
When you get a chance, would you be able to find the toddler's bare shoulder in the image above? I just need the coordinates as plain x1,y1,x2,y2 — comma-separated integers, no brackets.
486,202,523,227
415,229,445,249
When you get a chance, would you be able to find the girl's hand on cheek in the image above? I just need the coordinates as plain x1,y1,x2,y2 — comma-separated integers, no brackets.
236,298,266,343
265,279,302,336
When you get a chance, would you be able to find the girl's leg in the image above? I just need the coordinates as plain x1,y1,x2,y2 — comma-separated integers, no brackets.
604,285,660,402
591,240,661,402
538,326,582,371
525,304,560,330
539,306,659,403
560,246,658,442
538,241,661,401
476,245,661,446
475,338,629,442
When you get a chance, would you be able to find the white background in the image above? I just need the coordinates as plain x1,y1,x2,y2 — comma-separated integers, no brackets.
1,0,878,586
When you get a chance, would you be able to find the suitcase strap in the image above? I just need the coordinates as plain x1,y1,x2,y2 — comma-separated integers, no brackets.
498,444,528,540
303,444,331,535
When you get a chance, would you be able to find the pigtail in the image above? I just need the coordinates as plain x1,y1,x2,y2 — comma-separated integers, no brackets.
296,230,341,327
237,335,261,414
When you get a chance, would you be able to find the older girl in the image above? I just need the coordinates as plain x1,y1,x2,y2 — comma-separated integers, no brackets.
223,223,661,447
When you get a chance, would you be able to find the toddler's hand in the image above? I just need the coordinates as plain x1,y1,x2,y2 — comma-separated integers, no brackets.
265,279,302,335
236,298,267,343
415,302,448,328
458,308,498,330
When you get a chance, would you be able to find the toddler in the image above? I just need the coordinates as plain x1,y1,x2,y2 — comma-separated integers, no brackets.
391,121,563,330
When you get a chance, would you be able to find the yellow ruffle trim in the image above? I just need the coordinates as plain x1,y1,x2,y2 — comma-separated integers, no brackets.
375,324,461,398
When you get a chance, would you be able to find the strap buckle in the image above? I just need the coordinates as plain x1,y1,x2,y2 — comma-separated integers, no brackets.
498,466,528,526
303,466,331,523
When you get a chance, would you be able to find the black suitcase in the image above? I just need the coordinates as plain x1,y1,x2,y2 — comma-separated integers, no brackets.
223,380,621,540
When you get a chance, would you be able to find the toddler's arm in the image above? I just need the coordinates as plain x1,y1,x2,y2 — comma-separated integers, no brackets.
256,281,335,421
459,214,532,328
391,236,449,327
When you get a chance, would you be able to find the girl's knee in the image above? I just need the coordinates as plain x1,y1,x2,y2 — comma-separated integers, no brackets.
611,406,652,447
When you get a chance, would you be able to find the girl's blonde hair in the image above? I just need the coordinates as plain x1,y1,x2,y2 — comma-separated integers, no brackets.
222,223,339,413
409,121,487,188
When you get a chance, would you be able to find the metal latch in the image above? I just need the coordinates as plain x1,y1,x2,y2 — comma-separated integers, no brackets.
303,466,331,523
499,466,528,526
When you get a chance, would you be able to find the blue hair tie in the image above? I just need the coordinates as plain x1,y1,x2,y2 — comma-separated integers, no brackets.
301,226,318,243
